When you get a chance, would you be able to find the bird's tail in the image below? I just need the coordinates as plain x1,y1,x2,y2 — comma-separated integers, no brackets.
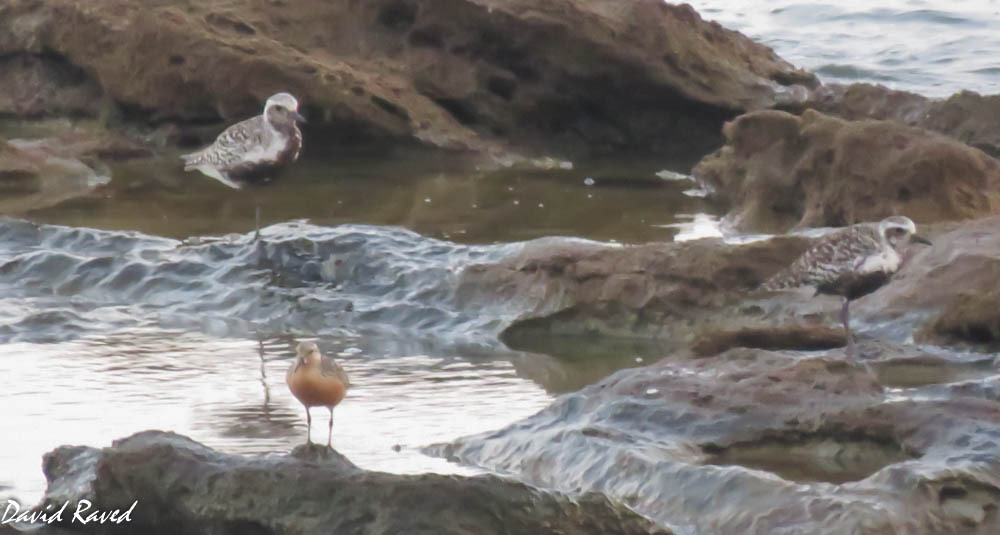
179,150,204,171
760,269,807,292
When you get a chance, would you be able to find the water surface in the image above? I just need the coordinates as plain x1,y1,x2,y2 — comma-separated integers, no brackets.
686,0,1000,97
0,152,707,505
5,0,999,518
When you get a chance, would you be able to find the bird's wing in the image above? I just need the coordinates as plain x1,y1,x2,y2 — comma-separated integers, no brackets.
763,224,882,290
181,115,267,170
286,358,301,382
320,357,350,387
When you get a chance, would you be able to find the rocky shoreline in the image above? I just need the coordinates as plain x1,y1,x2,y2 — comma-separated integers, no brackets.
3,1,999,225
447,215,1000,534
7,213,998,534
0,0,812,158
4,1,1000,534
2,431,666,535
431,342,1000,534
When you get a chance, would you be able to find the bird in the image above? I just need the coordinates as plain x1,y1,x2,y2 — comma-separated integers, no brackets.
286,341,350,447
761,216,932,360
180,92,305,239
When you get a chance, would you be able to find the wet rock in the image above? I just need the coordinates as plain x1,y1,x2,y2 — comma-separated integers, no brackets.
32,431,666,535
433,343,1000,534
0,54,104,118
924,91,1000,159
851,215,1000,343
460,234,814,344
0,128,149,215
692,109,1000,232
691,325,845,357
0,0,814,157
917,290,1000,350
469,215,1000,356
6,129,152,163
800,84,1000,158
0,141,105,215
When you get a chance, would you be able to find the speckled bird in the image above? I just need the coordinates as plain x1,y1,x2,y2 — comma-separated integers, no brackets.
286,341,350,447
762,216,932,357
181,92,304,237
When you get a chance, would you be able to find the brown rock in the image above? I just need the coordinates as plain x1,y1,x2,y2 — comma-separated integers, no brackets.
0,54,104,118
852,216,1000,343
0,0,815,157
0,140,105,215
692,109,1000,232
462,216,1000,356
916,290,1000,348
457,234,814,342
692,325,845,357
801,83,1000,158
34,431,668,535
0,129,148,214
924,91,1000,158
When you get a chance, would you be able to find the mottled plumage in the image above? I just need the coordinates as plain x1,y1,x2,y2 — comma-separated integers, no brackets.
764,222,894,300
286,342,349,447
181,92,304,189
762,216,932,359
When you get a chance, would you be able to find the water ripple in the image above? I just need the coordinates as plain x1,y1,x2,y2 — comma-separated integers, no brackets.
687,0,1000,97
0,218,523,346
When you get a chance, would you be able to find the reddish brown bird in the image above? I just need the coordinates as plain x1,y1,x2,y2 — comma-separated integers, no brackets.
286,342,350,447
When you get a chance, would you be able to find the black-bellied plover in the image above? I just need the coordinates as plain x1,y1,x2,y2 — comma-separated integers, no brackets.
762,216,932,359
286,342,350,447
181,92,305,238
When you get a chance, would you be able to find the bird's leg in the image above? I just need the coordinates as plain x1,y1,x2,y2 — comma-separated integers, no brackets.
841,297,855,360
253,204,261,242
258,336,270,410
841,297,876,377
327,408,334,449
305,406,312,444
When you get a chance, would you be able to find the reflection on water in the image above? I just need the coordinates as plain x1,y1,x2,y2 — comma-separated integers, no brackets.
0,329,553,504
503,333,676,394
25,152,719,245
1,186,706,507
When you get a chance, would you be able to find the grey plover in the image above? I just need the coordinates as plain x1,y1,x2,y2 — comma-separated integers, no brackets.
181,92,305,237
286,342,350,447
762,216,932,359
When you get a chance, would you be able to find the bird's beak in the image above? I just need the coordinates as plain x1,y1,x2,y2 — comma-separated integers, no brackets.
293,112,307,124
911,235,932,246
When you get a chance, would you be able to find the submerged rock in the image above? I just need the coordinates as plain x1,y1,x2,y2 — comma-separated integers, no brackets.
0,0,814,157
32,431,666,535
0,140,105,215
692,109,1000,233
0,127,150,214
433,343,1000,534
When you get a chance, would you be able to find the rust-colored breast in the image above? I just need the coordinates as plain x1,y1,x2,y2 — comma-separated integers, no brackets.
287,365,347,408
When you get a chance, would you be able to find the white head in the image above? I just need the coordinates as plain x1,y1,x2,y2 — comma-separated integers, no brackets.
263,92,306,125
295,341,321,366
878,216,932,250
